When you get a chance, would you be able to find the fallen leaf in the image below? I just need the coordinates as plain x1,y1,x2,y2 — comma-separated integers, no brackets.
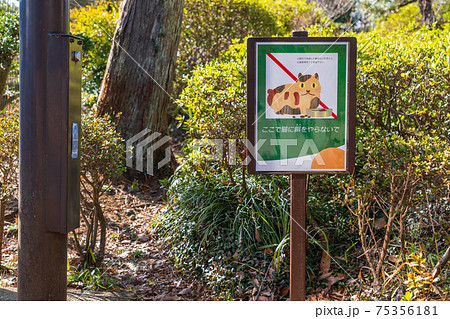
418,220,427,228
178,288,192,295
374,217,387,230
255,226,261,242
280,286,289,296
323,276,344,294
388,255,398,263
319,271,332,280
137,234,149,242
257,295,271,301
320,251,331,275
262,287,271,295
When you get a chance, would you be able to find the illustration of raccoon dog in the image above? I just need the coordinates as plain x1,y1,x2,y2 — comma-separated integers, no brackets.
267,73,321,115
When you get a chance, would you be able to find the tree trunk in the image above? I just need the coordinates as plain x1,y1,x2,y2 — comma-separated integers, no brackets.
418,0,436,26
97,0,184,145
0,60,12,99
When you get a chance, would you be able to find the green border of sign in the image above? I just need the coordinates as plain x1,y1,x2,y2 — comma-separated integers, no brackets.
246,36,357,175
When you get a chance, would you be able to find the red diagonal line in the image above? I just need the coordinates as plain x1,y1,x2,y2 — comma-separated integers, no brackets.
267,53,298,82
266,53,337,119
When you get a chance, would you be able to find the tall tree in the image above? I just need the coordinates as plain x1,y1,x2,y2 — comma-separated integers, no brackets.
97,0,184,144
418,0,436,25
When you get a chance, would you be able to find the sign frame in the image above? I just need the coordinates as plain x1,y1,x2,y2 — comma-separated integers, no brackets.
246,36,357,175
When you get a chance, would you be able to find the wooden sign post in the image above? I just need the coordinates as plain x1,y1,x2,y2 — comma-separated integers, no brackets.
246,31,356,300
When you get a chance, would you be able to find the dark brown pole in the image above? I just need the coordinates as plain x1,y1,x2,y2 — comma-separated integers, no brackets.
289,30,308,301
290,174,307,301
18,0,69,300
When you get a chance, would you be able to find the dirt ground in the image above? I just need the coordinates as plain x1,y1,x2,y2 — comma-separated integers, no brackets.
0,176,214,301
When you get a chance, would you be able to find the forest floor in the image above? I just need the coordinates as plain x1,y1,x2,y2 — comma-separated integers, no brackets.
1,161,448,300
1,175,449,301
0,176,384,301
0,175,215,301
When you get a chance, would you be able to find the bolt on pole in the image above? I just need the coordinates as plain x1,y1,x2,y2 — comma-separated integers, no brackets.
18,0,69,300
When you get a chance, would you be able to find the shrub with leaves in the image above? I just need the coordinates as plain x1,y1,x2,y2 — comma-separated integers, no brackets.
341,25,450,289
375,2,422,31
0,107,19,267
154,163,291,299
178,0,276,81
260,0,327,31
74,112,125,268
70,1,119,106
0,9,19,111
178,0,324,80
178,43,247,183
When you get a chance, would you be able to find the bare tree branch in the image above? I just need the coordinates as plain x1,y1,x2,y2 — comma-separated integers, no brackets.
432,245,450,279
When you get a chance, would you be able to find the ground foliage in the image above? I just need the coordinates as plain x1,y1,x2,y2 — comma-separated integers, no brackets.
0,106,18,268
1,177,215,300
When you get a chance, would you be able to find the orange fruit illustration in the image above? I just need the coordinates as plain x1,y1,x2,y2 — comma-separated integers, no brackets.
311,148,345,170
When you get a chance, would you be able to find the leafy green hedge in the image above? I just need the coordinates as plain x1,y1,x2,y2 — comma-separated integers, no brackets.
70,1,119,106
156,24,450,298
176,0,324,93
0,10,19,101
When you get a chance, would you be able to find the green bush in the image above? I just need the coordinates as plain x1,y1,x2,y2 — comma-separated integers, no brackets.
342,25,450,289
0,107,19,267
178,43,247,173
178,0,276,80
357,25,450,138
159,44,291,299
259,0,326,32
70,1,119,106
155,163,291,299
177,0,324,82
375,2,421,31
74,112,126,268
0,9,19,109
161,23,450,298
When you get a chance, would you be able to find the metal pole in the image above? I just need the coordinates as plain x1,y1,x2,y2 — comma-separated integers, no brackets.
289,30,308,302
290,174,307,301
18,0,69,300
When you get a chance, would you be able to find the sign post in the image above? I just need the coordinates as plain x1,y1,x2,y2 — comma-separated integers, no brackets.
246,31,356,300
290,173,307,300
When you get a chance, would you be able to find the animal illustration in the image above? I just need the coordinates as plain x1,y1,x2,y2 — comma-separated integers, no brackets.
267,73,321,115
